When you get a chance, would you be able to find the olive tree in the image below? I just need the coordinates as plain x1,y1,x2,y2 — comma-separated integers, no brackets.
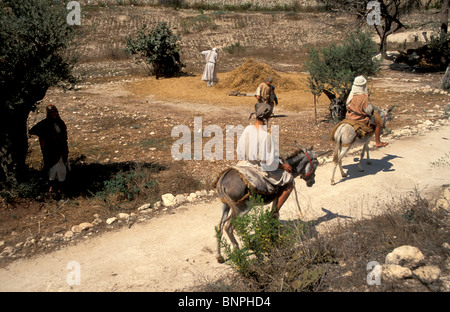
305,29,381,123
0,0,77,184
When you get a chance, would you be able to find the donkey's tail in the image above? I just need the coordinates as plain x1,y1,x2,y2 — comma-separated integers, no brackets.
216,169,240,223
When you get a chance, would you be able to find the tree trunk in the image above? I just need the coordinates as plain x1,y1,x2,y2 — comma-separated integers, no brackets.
441,0,449,34
0,107,33,185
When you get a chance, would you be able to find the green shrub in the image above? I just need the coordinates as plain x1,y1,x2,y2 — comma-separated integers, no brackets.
97,167,158,202
126,22,185,78
218,195,293,277
224,41,246,55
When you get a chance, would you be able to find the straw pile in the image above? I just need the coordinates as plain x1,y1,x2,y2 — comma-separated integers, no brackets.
217,58,301,92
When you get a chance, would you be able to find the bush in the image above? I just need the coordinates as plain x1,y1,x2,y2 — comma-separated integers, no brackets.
126,22,185,79
97,166,159,202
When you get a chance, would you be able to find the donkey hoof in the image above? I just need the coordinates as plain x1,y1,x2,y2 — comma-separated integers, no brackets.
331,180,335,185
367,161,372,165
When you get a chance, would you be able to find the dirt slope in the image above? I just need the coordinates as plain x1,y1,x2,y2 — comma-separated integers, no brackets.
0,123,448,292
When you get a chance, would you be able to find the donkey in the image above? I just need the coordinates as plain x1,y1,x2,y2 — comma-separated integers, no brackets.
214,145,324,263
330,107,392,185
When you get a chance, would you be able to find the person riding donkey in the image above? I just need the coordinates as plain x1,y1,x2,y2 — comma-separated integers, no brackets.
344,75,388,148
236,102,294,218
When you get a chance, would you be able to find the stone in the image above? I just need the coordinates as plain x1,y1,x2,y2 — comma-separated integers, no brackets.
117,213,130,219
423,120,434,127
385,245,425,269
440,65,450,90
382,264,413,280
442,242,450,253
161,193,176,207
175,194,186,204
106,217,117,225
71,222,93,233
138,203,151,211
64,231,74,238
443,187,450,201
0,246,14,257
436,198,449,212
413,265,441,284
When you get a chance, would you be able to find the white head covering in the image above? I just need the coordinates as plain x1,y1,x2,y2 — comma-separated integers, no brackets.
346,75,368,105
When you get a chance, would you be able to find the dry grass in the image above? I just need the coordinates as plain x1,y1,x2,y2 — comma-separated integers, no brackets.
125,59,329,112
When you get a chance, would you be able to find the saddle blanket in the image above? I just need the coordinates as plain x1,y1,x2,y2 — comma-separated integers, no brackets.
213,163,280,196
330,119,374,142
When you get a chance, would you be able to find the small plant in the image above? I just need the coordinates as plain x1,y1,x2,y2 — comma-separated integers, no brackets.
218,194,293,277
96,166,159,202
224,41,246,55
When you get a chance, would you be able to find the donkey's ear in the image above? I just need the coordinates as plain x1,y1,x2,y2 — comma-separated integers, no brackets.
294,141,305,151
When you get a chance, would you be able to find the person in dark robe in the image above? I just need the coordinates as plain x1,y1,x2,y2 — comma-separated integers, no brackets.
29,104,70,193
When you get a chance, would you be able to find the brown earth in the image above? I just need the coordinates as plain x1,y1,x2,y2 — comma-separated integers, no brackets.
0,6,449,279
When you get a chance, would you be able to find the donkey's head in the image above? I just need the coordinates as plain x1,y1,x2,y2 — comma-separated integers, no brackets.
285,143,328,188
377,106,394,128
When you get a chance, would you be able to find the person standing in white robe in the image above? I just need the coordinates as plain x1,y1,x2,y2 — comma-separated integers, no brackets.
201,48,218,87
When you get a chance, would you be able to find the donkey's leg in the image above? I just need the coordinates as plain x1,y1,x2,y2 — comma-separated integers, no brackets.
331,146,350,185
338,146,351,178
365,143,371,165
216,202,230,263
224,220,239,250
331,146,341,185
358,145,366,172
331,157,339,185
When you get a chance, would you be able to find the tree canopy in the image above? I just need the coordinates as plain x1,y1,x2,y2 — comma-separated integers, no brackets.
0,0,78,184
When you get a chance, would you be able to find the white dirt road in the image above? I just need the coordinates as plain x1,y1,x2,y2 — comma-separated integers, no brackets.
0,123,449,292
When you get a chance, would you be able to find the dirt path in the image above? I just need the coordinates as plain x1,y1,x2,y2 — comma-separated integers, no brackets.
0,123,449,292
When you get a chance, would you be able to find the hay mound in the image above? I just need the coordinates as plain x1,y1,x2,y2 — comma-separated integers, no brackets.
217,58,299,92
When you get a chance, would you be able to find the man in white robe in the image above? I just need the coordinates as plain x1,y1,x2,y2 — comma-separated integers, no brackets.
236,103,294,218
201,48,218,87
